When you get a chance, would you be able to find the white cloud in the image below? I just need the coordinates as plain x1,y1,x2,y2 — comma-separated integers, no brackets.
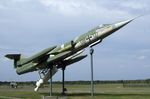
140,49,150,53
137,55,146,60
121,1,148,10
0,4,6,9
40,0,96,16
40,0,134,18
0,0,29,9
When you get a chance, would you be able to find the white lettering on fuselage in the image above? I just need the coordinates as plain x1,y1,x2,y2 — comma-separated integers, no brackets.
79,29,101,46
78,33,97,47
76,25,112,48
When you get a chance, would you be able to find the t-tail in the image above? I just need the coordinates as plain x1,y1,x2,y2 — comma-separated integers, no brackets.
5,46,57,75
5,54,22,68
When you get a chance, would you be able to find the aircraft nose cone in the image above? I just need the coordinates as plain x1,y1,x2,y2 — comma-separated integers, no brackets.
113,18,134,30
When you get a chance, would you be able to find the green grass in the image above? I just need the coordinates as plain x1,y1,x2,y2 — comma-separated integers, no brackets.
0,86,41,99
0,84,150,99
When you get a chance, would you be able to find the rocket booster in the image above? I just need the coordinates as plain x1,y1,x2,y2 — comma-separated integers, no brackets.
34,67,58,92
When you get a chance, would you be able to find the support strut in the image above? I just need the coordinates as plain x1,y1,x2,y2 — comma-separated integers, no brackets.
50,66,53,96
61,65,66,95
90,47,94,97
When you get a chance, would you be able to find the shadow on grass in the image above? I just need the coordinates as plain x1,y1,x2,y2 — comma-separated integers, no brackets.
40,92,150,97
40,92,62,96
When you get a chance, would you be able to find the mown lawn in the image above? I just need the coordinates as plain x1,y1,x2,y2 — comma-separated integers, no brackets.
0,84,150,99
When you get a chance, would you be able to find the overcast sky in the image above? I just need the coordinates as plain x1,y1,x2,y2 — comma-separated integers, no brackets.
0,0,150,81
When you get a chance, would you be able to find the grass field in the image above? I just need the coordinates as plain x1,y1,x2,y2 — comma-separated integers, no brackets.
0,84,150,99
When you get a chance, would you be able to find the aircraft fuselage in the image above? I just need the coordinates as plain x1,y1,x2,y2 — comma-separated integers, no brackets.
15,18,134,75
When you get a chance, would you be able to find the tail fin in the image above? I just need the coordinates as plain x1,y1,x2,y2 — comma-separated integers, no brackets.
5,54,21,68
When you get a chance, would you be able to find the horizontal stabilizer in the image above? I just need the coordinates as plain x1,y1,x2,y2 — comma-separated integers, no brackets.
5,54,21,60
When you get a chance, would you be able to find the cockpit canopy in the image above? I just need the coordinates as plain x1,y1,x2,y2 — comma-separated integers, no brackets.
99,24,111,28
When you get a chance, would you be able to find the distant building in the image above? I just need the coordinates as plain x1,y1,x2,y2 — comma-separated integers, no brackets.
10,82,17,88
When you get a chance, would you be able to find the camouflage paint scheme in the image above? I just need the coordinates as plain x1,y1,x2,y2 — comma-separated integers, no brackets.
5,18,135,91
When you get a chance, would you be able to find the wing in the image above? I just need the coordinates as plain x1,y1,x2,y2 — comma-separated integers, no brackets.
18,46,57,65
47,50,87,68
64,54,87,66
47,51,71,64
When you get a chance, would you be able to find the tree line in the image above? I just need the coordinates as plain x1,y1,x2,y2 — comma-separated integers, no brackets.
1,79,150,86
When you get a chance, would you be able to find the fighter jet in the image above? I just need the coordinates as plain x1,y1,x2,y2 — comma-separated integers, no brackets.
5,18,135,93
